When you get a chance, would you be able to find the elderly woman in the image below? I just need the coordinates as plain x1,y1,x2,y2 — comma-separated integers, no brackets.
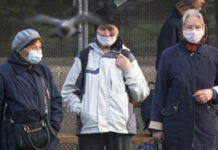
149,9,218,150
61,4,150,150
0,29,63,150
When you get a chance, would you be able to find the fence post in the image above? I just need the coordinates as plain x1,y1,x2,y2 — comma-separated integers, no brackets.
77,0,83,52
76,0,89,53
83,0,89,48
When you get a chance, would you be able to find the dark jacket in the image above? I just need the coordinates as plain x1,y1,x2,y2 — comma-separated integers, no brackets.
156,6,182,69
151,41,218,150
0,53,63,150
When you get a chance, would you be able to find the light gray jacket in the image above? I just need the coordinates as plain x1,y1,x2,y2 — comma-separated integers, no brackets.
61,42,149,134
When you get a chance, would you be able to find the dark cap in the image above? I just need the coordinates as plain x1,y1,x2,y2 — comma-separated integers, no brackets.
95,3,121,29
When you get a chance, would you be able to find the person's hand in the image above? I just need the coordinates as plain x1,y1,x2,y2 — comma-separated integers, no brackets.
115,53,132,72
192,89,213,104
152,132,164,143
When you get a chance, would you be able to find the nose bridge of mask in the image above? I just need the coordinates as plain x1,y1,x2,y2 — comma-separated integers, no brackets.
28,50,42,57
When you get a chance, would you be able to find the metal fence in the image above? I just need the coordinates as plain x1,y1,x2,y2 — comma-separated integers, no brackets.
0,0,217,150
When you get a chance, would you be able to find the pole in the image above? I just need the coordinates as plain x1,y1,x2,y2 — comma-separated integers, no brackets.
83,0,89,48
76,0,89,52
77,0,83,52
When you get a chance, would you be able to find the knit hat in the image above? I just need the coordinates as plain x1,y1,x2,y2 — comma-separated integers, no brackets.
95,3,121,29
12,29,41,52
180,0,195,6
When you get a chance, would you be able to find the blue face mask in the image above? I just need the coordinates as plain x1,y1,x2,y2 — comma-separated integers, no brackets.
24,50,43,64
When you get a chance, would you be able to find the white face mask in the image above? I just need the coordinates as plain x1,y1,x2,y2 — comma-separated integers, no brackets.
24,50,43,64
97,34,117,46
183,30,205,44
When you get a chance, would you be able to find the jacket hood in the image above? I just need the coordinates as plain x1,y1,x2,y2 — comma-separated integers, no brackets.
7,52,30,66
7,53,43,76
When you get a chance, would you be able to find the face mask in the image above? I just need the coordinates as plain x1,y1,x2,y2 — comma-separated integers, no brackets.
183,30,205,44
24,50,43,64
97,34,117,46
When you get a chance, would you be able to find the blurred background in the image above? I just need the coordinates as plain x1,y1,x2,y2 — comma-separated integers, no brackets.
0,0,217,149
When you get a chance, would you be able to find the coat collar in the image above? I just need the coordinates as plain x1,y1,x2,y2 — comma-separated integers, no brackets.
178,41,207,57
7,53,43,76
175,2,184,16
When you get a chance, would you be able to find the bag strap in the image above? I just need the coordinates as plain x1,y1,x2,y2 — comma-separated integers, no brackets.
40,77,49,115
79,46,91,93
40,76,57,136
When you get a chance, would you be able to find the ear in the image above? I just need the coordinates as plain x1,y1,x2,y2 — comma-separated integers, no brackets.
18,49,29,58
18,50,23,56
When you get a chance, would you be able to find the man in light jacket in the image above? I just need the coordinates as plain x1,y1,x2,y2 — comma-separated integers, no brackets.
61,3,149,150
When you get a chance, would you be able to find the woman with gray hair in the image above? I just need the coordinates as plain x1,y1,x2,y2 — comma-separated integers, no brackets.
149,9,218,150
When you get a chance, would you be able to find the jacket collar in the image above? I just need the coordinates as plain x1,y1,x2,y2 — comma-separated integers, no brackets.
175,2,184,16
89,42,104,55
89,40,129,56
178,41,207,57
7,53,43,76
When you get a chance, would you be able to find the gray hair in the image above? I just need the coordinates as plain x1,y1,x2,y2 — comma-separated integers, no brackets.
182,9,205,27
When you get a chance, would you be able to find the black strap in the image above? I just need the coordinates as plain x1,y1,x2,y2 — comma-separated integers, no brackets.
40,77,57,136
40,77,49,115
79,47,91,98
